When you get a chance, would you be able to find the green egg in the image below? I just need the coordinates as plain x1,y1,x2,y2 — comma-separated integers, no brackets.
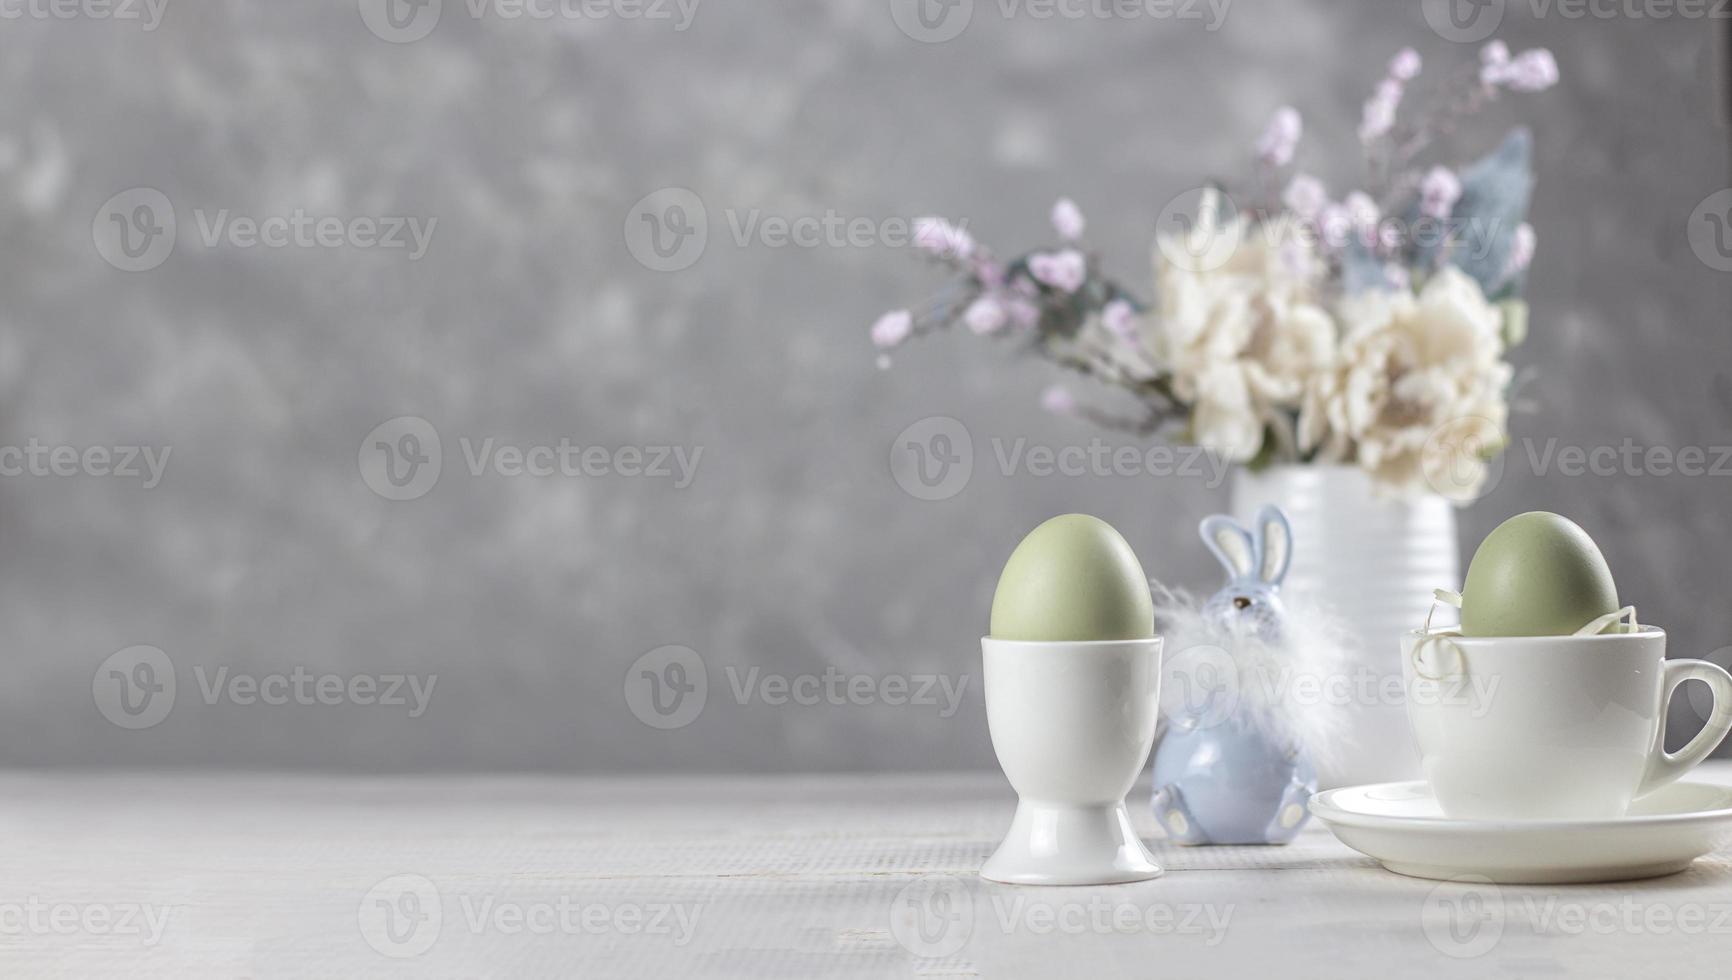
1459,511,1620,637
989,514,1154,642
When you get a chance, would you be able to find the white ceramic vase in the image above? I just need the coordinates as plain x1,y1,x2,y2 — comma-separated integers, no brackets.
1230,464,1458,788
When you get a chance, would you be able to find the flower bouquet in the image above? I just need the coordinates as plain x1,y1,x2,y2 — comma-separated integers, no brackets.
870,40,1558,503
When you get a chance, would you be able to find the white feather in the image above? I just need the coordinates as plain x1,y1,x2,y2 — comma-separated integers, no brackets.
1150,582,1359,773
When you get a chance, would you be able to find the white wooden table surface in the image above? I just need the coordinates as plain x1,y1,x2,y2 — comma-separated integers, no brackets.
4,764,1730,978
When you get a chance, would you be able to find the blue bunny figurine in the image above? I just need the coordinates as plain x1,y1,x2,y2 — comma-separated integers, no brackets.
1149,505,1317,845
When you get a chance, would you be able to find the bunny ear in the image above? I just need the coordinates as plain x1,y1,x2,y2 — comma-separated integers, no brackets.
1199,514,1256,582
1253,505,1293,586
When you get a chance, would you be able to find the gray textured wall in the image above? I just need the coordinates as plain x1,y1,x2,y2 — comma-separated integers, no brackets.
2,1,1727,770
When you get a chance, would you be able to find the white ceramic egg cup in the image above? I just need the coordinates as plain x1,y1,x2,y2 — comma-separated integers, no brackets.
980,637,1164,885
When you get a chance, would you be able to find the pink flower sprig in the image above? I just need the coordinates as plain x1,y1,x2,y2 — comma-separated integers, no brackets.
1380,39,1557,188
869,215,1005,359
1257,107,1302,168
1028,249,1088,293
1480,42,1558,93
911,216,976,260
870,310,912,350
1235,41,1556,284
1418,166,1463,219
1254,106,1303,213
870,199,1184,433
1051,198,1085,241
1359,48,1420,144
874,200,1116,348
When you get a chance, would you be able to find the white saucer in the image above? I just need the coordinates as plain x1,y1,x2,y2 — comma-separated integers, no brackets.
1310,780,1732,884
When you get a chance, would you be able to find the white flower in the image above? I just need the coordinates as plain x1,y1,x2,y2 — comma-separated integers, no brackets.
1150,211,1334,462
1188,360,1265,460
1300,267,1512,498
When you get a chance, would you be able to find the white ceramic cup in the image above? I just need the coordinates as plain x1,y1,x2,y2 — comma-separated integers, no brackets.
1401,626,1732,820
980,636,1164,884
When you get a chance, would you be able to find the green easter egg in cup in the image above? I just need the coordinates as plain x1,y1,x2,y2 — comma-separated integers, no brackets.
989,514,1154,642
1458,511,1620,637
980,513,1164,884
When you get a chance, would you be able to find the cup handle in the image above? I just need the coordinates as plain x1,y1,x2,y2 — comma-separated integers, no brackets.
1638,659,1732,797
